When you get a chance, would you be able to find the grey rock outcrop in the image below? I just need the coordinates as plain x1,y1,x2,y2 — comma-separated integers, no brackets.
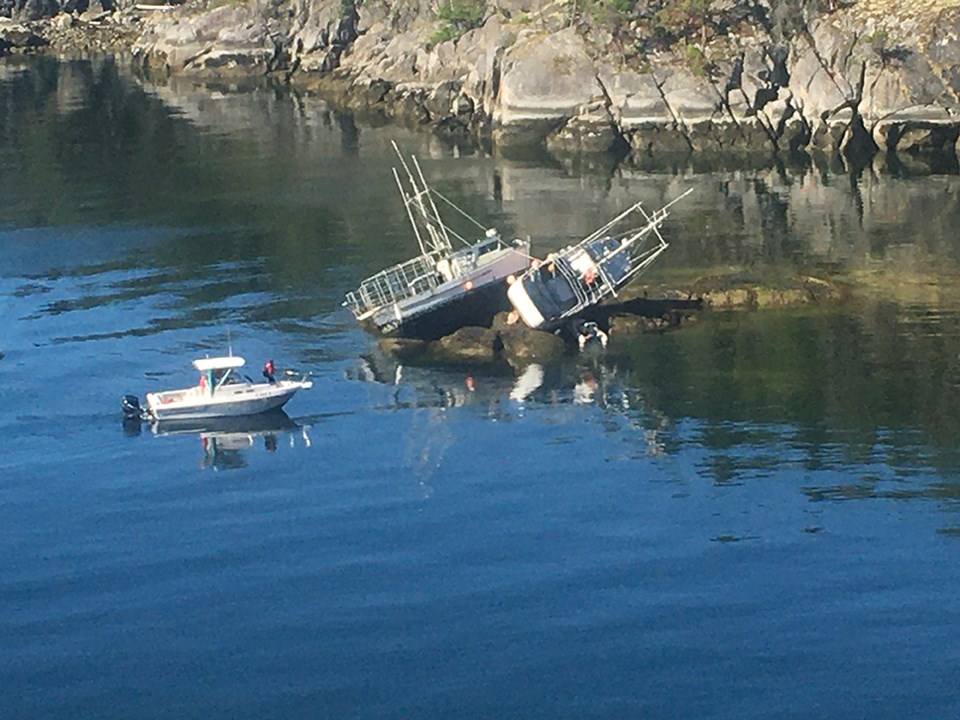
24,0,960,163
133,2,275,75
0,17,47,52
321,0,960,161
493,28,607,147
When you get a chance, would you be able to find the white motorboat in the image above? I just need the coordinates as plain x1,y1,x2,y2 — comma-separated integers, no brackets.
123,355,312,422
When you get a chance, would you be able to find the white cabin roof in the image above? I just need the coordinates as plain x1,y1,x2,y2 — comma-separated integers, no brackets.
193,356,246,371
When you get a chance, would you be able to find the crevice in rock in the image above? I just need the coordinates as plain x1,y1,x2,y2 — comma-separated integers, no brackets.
593,72,629,155
801,25,857,113
708,72,744,153
754,104,779,150
651,69,693,152
594,71,613,111
773,100,795,139
490,45,503,103
181,44,214,71
266,34,287,74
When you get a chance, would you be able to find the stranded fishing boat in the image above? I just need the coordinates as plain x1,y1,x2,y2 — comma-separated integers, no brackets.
122,355,312,422
343,143,531,341
507,189,693,331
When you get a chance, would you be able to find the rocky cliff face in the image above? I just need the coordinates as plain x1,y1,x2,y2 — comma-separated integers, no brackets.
8,0,960,163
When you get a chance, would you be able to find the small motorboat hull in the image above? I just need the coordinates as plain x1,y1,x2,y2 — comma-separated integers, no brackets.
150,408,300,436
146,381,309,421
125,354,311,424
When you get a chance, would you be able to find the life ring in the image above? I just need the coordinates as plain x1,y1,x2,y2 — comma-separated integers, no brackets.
584,268,597,285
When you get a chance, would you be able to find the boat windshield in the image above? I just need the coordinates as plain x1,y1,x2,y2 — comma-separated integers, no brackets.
215,370,255,387
447,234,506,270
586,236,632,284
522,263,580,318
453,235,500,258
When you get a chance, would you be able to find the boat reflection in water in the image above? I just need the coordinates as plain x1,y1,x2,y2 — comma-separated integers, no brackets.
131,410,312,470
349,346,670,457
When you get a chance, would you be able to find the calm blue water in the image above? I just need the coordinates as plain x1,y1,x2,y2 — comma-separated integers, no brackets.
3,57,960,719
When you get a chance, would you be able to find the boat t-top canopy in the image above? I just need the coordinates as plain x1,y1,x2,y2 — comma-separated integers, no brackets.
193,356,246,372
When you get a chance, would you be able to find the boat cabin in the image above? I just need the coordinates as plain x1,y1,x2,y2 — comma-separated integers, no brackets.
513,188,690,332
509,235,634,330
192,356,251,397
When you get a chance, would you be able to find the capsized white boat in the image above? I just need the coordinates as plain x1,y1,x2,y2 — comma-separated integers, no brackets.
123,355,312,422
507,188,693,331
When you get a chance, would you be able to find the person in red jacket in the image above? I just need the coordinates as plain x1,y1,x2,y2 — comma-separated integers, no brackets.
262,359,276,384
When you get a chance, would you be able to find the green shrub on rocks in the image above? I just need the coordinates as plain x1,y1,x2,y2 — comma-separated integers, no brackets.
655,0,712,46
682,41,709,76
431,0,486,45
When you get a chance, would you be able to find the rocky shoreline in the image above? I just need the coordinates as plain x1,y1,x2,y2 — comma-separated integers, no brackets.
0,2,953,369
372,270,848,368
3,0,960,166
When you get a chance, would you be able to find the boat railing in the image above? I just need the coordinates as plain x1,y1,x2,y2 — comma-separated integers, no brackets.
555,258,607,315
345,253,441,317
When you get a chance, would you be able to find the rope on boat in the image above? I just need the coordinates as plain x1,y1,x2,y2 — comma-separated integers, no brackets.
431,189,488,235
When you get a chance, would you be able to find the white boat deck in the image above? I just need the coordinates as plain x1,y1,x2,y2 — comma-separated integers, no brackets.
144,356,311,421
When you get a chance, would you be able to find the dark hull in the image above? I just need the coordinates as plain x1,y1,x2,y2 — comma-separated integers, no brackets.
364,281,513,341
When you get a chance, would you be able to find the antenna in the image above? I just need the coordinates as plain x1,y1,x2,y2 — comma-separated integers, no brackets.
227,327,233,357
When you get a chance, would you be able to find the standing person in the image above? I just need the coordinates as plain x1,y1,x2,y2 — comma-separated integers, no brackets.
575,321,608,350
262,359,276,384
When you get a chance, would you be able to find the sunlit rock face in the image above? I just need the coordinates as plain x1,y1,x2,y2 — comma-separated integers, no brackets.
19,0,960,163
132,3,275,77
0,18,46,54
491,28,602,146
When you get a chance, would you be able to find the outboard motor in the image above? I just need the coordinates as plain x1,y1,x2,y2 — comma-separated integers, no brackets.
122,394,144,420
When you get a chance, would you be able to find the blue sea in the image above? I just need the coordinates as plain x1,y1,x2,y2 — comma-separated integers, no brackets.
3,56,960,719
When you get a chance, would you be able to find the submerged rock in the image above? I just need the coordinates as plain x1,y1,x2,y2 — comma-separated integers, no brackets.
378,337,428,360
370,272,844,370
490,310,565,368
426,326,500,364
692,273,845,310
608,313,681,336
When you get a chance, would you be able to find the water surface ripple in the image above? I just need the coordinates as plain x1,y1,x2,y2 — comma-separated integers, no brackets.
2,57,960,720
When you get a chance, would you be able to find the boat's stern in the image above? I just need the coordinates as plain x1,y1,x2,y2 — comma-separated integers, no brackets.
507,277,546,329
145,387,201,420
144,391,172,420
143,392,161,420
